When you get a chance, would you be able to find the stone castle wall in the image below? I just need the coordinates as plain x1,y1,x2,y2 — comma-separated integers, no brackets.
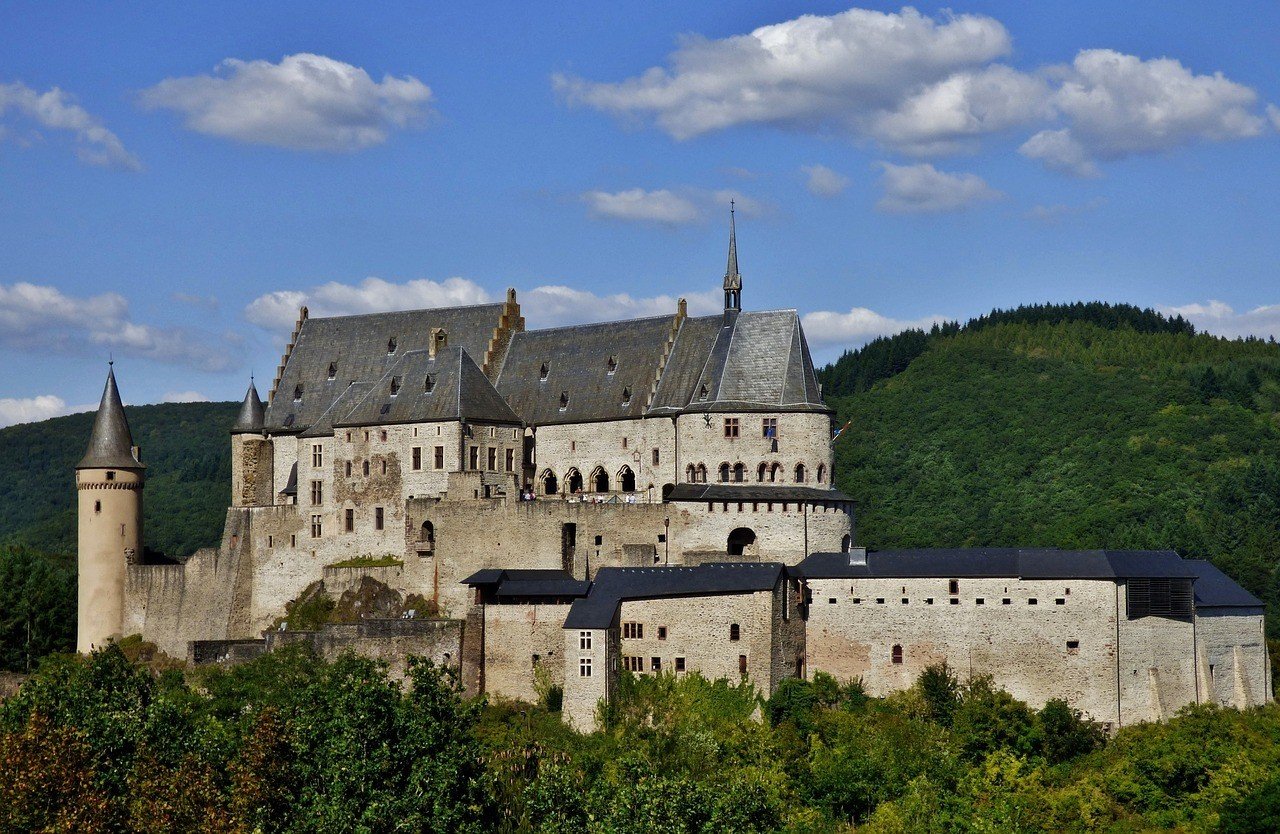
1196,609,1270,708
675,411,834,486
482,603,572,703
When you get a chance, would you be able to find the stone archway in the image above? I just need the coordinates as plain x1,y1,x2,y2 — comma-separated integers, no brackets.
727,527,756,557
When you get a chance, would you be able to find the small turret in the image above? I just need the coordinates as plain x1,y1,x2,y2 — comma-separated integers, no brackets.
232,379,265,434
723,201,742,320
76,363,145,653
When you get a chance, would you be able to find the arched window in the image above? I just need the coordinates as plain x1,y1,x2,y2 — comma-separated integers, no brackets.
686,464,696,482
729,623,741,641
732,462,745,482
591,467,609,493
842,534,851,553
695,463,707,483
566,468,584,494
892,645,903,665
419,521,435,555
757,462,767,482
770,462,783,482
794,463,806,483
817,464,826,483
718,462,731,482
541,469,558,495
618,466,636,492
727,527,756,556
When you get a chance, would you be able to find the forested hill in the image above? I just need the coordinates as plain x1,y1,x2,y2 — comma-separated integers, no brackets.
0,401,237,563
828,317,1280,634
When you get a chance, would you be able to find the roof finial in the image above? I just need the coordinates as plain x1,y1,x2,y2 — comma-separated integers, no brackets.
723,201,742,316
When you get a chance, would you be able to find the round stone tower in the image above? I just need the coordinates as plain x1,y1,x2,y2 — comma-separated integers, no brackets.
76,363,145,653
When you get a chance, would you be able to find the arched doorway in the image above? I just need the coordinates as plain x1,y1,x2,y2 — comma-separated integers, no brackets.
618,465,636,492
418,521,435,556
841,534,851,553
566,468,584,494
591,466,609,493
727,527,756,557
662,483,675,501
541,469,558,495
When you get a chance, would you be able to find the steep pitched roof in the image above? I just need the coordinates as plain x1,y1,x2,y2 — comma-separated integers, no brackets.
564,562,784,629
231,381,265,434
1185,560,1264,608
496,316,676,424
78,366,144,470
335,346,519,427
264,303,508,433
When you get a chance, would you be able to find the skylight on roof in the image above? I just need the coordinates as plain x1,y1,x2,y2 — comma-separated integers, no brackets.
424,374,435,393
607,356,617,374
390,376,401,396
621,386,632,406
540,363,549,381
327,362,337,380
387,337,398,354
559,391,569,411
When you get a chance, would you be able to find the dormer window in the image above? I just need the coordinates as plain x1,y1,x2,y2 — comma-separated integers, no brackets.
621,386,632,406
607,356,618,374
424,374,435,393
540,363,549,381
327,362,337,380
698,384,708,401
387,337,398,354
559,391,569,411
390,376,401,396
293,384,303,402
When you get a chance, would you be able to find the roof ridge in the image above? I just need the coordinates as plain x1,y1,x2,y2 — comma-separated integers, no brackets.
307,301,506,323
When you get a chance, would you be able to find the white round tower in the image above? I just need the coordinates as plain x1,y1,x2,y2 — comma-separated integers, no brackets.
76,363,145,653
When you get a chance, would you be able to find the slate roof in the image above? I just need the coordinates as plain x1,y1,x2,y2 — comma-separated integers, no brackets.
336,347,519,428
460,568,590,599
231,382,265,434
78,366,145,470
1185,560,1264,608
665,483,853,503
564,562,785,629
793,548,1198,580
264,303,507,433
495,316,675,425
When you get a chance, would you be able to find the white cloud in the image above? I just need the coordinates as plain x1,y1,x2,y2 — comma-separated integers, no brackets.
162,390,211,403
0,81,140,170
1161,300,1280,340
802,307,948,351
139,53,433,151
875,161,1001,213
245,276,722,334
1269,104,1280,131
581,188,700,225
555,6,1020,153
802,164,850,197
0,395,69,428
0,281,238,371
1022,50,1266,175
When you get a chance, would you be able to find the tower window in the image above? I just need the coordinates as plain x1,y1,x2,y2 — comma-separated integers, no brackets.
94,501,101,514
344,509,354,532
892,645,903,664
375,507,384,530
106,471,115,481
387,337,397,354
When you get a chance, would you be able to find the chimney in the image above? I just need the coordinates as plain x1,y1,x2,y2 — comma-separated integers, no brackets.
429,327,448,359
847,547,867,567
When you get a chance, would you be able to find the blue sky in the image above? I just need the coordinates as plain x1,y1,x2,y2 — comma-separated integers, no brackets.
1,2,1278,424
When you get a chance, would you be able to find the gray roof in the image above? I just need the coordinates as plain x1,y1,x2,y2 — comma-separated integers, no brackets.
265,303,507,433
336,347,519,428
665,483,853,503
496,316,675,425
794,549,1198,581
564,562,784,629
650,311,828,414
1185,560,1264,608
231,381,265,433
78,366,144,470
460,568,590,599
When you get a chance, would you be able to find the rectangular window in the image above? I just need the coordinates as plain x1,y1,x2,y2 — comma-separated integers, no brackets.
622,622,643,639
623,656,643,672
434,446,445,469
652,448,660,466
651,657,661,672
469,446,479,470
738,655,747,676
724,417,740,438
290,534,296,548
310,480,323,506
488,447,497,471
675,656,685,672
948,579,959,595
344,509,354,532
622,437,628,449
505,448,514,472
310,515,322,538
345,461,352,477
762,418,777,438
412,447,422,470
1055,598,1066,605
1066,640,1080,654
312,444,323,468
657,626,667,640
579,631,592,651
374,507,384,531
267,535,273,548
579,658,592,678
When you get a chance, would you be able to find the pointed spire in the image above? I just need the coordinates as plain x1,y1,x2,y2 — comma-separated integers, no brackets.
232,378,265,434
77,364,144,470
723,201,742,315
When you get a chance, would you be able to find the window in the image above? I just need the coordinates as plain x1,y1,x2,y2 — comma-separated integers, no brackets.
311,444,323,467
1055,598,1066,605
738,655,748,676
505,448,514,472
94,500,101,513
622,437,628,449
345,461,352,477
362,460,370,477
623,656,643,672
724,417,740,438
762,418,777,438
290,534,296,548
328,362,337,380
621,387,632,406
374,507,384,531
652,448,660,466
816,464,826,483
559,391,569,410
719,463,731,482
380,430,388,442
579,658,592,678
344,509,354,532
540,363,549,381
310,481,323,505
948,579,959,595
487,448,497,471
579,631,592,650
623,622,643,639
794,463,806,482
469,446,479,470
607,356,618,373
434,446,445,469
829,598,838,605
729,623,740,641
698,384,708,400
876,598,885,604
1028,598,1038,605
657,626,667,640
733,462,745,482
310,515,322,538
651,657,661,672
390,376,400,396
1002,598,1011,605
976,598,985,605
412,447,422,470
381,460,387,475
267,535,273,547
293,384,303,402
950,598,959,605
1066,640,1080,654
891,645,903,664
387,337,397,354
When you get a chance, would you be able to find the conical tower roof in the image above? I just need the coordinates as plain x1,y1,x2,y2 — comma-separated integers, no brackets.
77,364,144,470
232,379,265,433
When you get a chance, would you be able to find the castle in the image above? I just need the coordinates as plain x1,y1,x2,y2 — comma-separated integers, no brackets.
76,216,1270,731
